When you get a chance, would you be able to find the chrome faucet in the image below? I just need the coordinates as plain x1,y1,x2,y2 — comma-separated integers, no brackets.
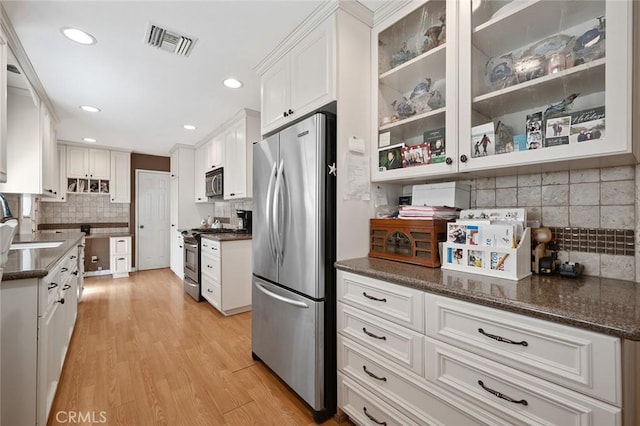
0,193,14,223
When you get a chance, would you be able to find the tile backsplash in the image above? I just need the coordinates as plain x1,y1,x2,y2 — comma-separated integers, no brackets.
39,193,129,234
459,165,637,281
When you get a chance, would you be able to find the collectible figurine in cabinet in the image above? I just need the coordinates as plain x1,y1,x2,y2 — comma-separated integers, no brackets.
392,97,416,119
390,41,416,68
408,78,432,113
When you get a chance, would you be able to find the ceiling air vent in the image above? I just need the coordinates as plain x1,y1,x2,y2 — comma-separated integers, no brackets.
145,23,196,57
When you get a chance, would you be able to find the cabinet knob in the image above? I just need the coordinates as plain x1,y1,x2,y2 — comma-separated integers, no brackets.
445,157,453,165
288,109,293,115
140,225,145,229
283,111,288,117
171,224,175,227
460,154,468,163
230,193,235,196
57,298,65,304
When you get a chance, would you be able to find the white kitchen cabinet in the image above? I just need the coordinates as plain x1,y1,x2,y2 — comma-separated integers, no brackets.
170,230,184,279
109,150,131,203
371,0,457,183
337,270,483,425
66,146,110,179
109,236,131,278
259,15,335,134
200,237,252,315
41,143,67,203
170,149,179,178
40,105,58,197
206,136,224,172
456,0,637,175
194,143,210,203
223,109,260,200
0,26,7,183
1,240,82,426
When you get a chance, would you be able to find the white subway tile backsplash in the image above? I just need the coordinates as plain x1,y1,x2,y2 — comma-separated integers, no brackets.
541,206,569,227
475,189,496,208
476,177,495,190
517,173,541,187
495,176,517,188
517,186,541,206
495,188,518,207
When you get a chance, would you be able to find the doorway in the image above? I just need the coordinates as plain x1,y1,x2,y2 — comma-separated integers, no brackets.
136,170,170,270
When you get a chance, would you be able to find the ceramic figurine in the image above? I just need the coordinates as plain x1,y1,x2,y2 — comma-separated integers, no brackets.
408,78,432,113
437,13,446,45
422,25,442,53
392,97,416,119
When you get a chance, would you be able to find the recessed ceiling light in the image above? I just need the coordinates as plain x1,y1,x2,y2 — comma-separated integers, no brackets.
61,27,96,45
183,124,197,130
79,105,101,113
83,137,97,143
223,78,243,89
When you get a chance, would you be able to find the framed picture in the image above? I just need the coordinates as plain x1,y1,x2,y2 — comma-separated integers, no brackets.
378,143,404,171
471,122,495,157
544,115,571,147
570,106,605,143
401,143,431,167
526,112,543,149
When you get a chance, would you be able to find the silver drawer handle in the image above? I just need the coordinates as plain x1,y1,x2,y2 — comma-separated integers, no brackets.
363,292,386,302
363,407,386,425
362,327,386,340
478,328,528,346
478,380,528,406
362,365,387,382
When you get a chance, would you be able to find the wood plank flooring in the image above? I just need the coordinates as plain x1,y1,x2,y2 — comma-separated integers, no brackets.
49,269,351,425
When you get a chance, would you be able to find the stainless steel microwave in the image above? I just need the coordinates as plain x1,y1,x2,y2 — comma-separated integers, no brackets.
205,168,223,197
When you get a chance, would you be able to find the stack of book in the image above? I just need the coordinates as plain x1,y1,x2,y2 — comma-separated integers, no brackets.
398,205,460,220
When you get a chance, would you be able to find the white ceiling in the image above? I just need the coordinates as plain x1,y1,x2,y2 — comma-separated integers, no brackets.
2,1,385,157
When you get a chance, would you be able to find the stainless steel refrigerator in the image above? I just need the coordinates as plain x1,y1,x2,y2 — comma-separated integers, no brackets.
252,112,336,423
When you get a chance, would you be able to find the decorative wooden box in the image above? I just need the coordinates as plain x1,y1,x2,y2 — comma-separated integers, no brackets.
369,219,449,267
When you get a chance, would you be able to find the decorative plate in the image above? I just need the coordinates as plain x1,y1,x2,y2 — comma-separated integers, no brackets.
523,34,574,58
484,54,516,90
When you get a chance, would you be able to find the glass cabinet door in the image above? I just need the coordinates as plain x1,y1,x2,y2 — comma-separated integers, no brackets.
458,0,633,173
372,0,458,182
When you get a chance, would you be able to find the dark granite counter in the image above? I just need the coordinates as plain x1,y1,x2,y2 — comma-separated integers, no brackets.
201,233,252,242
335,257,640,341
2,231,85,281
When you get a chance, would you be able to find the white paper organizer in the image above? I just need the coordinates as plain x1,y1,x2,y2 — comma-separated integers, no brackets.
442,227,531,280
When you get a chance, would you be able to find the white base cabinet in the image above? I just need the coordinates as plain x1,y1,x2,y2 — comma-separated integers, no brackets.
109,236,131,278
1,240,81,426
200,237,252,315
337,270,628,426
170,230,184,279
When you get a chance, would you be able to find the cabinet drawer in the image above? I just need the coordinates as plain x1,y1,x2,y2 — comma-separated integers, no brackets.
338,302,423,375
338,271,424,333
338,336,482,426
338,373,420,426
201,253,221,281
202,278,221,309
109,236,131,256
425,294,621,405
424,338,621,426
200,239,220,257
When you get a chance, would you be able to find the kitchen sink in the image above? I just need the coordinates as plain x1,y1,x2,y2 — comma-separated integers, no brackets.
10,241,64,250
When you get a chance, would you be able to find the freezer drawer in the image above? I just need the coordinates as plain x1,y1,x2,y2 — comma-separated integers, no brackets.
251,277,325,411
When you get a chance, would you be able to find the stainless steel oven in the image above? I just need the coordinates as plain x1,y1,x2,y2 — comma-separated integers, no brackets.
182,228,236,302
183,235,201,301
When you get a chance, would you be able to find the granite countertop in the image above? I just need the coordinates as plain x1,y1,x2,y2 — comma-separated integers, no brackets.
85,233,133,240
2,231,85,281
201,233,252,242
336,257,640,341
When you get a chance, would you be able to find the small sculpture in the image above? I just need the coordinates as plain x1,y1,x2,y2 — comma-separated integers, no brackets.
426,89,445,110
422,25,442,53
408,78,432,113
543,93,580,119
390,42,415,68
392,97,416,119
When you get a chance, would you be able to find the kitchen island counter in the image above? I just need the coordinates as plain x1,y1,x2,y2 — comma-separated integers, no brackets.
335,257,640,340
201,233,251,242
2,231,84,281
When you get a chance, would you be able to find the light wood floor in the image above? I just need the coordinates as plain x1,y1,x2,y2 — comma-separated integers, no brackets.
49,269,351,425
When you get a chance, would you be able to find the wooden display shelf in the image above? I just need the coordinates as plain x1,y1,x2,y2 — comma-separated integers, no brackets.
369,218,450,267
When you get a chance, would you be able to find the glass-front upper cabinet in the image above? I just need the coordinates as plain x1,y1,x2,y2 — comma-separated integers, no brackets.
372,0,458,182
458,0,636,173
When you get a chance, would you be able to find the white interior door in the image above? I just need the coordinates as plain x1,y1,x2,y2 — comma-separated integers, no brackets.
136,170,170,270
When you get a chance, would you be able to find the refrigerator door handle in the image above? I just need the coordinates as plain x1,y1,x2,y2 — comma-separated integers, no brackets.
273,159,285,261
265,162,278,260
255,281,309,309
